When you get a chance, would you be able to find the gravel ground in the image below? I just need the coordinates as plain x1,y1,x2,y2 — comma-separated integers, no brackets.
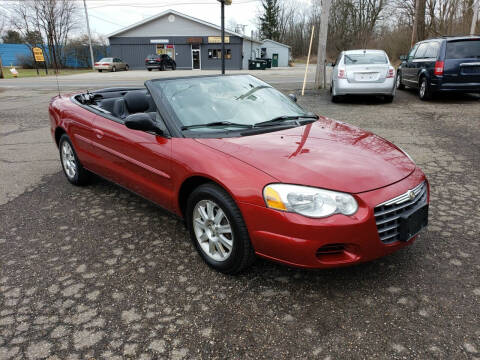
0,81,479,359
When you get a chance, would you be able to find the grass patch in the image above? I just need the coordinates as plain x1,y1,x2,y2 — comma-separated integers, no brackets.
0,67,93,79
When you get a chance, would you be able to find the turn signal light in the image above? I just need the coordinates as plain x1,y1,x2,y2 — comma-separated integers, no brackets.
264,186,287,211
434,61,444,76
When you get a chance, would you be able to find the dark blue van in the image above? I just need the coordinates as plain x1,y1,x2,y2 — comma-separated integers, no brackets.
396,36,480,100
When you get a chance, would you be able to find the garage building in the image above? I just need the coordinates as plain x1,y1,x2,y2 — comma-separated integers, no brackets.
260,39,291,67
108,9,262,70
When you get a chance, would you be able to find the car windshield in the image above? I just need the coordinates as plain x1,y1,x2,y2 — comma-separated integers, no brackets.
150,75,309,132
344,53,388,65
99,58,112,62
446,40,480,59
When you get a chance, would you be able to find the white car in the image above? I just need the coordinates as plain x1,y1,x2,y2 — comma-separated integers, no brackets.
330,50,396,103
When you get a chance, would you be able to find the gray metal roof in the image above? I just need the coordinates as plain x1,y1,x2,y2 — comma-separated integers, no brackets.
107,9,262,44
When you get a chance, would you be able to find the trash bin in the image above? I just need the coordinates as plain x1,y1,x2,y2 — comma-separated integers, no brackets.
257,58,272,68
249,59,267,70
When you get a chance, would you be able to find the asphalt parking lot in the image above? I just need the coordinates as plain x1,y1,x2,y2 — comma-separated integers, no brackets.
0,68,479,359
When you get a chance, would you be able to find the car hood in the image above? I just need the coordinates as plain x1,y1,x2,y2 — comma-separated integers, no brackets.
194,117,415,194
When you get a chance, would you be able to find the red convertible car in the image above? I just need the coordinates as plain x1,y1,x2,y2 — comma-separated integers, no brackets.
49,75,429,274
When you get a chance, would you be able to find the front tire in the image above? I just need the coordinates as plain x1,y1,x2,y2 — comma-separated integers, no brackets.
419,77,432,100
147,68,152,71
160,63,165,71
125,65,129,71
98,69,102,72
172,63,176,70
59,134,90,186
186,183,255,274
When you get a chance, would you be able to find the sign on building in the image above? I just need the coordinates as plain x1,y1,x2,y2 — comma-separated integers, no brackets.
208,36,230,44
150,39,169,44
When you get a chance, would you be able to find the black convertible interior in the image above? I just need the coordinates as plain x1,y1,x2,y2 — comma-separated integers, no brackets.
76,88,158,121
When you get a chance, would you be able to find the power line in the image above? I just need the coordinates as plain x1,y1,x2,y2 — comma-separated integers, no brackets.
89,14,127,27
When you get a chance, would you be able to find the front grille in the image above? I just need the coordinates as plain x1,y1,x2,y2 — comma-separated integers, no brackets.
374,182,427,244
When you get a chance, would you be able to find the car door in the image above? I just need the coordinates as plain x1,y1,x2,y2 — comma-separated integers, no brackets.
117,58,125,70
409,43,430,86
402,44,420,85
88,108,173,211
444,39,480,85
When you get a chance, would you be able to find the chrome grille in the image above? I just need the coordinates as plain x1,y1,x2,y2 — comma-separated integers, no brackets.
374,182,427,244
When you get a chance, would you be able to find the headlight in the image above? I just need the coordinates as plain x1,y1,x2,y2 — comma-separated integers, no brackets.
263,184,358,218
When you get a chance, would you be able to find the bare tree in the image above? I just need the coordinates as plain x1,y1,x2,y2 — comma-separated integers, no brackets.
8,0,78,69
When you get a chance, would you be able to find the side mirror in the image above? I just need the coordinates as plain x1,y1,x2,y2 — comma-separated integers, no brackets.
327,62,335,67
399,55,407,61
125,113,163,135
288,93,297,102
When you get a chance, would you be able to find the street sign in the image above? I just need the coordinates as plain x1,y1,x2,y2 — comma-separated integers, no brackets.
32,47,45,62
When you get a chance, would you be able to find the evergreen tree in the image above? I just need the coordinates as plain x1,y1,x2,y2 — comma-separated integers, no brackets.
259,0,280,41
2,30,23,44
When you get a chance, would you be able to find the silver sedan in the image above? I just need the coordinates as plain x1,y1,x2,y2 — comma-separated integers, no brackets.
330,50,396,102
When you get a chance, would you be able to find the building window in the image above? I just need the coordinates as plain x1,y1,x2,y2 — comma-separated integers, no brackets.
208,49,231,60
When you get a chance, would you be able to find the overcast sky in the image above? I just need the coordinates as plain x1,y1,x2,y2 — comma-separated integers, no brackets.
82,0,263,38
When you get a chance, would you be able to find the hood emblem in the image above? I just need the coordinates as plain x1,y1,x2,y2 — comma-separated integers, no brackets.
408,190,416,200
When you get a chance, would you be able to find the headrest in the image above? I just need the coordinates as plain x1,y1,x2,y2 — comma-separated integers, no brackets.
124,91,149,114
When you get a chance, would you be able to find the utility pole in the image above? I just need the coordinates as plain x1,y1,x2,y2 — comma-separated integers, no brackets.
471,0,480,35
315,0,332,89
411,0,419,46
417,0,426,41
217,0,232,75
411,0,425,46
83,0,95,71
221,0,225,74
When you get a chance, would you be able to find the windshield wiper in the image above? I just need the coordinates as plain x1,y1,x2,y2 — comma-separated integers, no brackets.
181,121,253,130
253,114,318,128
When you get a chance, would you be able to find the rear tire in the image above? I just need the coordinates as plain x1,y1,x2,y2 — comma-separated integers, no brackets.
419,77,432,100
59,134,90,186
384,95,394,103
186,183,255,274
98,70,102,72
172,63,176,70
147,68,152,71
331,82,341,103
125,65,129,71
160,64,165,71
396,72,405,90
112,66,116,72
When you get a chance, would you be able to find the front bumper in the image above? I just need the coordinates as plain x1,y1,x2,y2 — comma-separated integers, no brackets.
239,167,428,269
334,78,395,95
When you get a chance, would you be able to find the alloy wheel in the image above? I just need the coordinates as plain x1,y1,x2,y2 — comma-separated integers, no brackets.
193,200,233,262
420,80,426,98
61,141,77,179
396,73,401,89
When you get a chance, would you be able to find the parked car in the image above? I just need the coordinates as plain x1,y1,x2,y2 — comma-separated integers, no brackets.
94,57,129,72
397,35,480,100
49,75,429,274
145,54,176,71
330,50,396,103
